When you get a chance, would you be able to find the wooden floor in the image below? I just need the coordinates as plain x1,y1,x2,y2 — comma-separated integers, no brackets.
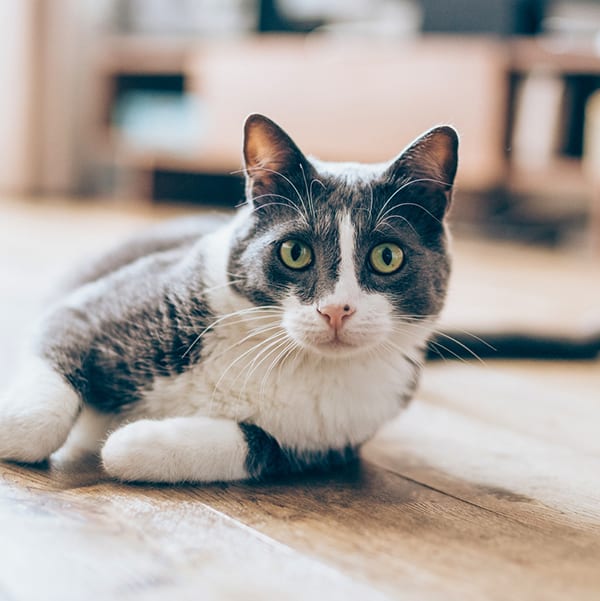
0,198,599,601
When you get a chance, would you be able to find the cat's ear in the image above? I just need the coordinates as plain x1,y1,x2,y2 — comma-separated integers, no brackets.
243,114,313,201
384,126,459,217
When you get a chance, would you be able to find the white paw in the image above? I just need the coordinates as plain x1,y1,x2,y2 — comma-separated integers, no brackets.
0,357,80,463
102,417,249,483
101,420,161,481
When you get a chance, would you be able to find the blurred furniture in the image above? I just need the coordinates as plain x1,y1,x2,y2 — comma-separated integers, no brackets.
0,0,93,196
188,36,507,191
584,89,600,253
508,36,600,249
89,33,600,251
92,35,508,198
508,36,600,200
420,0,546,35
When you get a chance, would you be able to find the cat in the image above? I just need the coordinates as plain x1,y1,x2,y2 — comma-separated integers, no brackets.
0,114,458,483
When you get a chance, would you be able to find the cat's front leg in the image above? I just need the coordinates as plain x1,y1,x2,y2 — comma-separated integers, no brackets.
101,416,252,483
0,356,81,463
101,416,357,483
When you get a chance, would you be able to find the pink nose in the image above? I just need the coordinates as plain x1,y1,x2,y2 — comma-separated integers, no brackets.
317,303,356,331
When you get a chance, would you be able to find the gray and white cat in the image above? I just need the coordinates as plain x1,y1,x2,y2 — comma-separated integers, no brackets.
0,114,458,483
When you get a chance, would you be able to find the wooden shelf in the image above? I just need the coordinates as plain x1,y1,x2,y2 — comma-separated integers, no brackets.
116,149,241,174
93,34,199,75
506,37,600,207
510,36,600,75
86,34,599,215
105,127,243,174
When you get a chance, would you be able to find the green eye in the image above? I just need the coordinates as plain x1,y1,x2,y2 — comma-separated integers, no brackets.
369,243,404,274
279,240,313,270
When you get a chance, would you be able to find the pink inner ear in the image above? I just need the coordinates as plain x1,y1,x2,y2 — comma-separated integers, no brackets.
418,128,458,184
243,114,311,189
244,115,290,172
389,126,458,190
245,126,276,170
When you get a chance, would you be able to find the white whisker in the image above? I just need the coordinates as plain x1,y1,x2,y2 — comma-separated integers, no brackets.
182,305,284,359
299,163,315,221
250,199,308,225
374,215,419,237
391,316,490,364
211,323,283,362
208,331,290,414
239,334,292,405
246,166,309,224
239,328,288,387
378,201,442,228
258,338,297,403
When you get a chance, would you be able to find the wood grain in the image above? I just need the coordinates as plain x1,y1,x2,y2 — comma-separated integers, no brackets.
419,362,600,454
0,463,391,601
1,198,599,600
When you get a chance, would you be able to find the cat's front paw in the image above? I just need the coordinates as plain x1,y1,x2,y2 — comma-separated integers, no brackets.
101,417,249,483
101,420,159,481
0,357,81,463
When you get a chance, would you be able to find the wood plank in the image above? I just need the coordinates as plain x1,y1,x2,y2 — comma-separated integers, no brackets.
418,362,600,454
4,453,599,601
0,462,391,601
179,461,600,601
362,392,600,532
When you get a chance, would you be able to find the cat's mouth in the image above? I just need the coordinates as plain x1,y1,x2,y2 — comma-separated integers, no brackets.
318,338,356,350
309,334,370,357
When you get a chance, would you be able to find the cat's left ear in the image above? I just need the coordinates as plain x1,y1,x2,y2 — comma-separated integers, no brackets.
243,114,314,202
384,126,459,218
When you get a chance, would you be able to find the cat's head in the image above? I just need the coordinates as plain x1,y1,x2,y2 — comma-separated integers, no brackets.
228,114,457,359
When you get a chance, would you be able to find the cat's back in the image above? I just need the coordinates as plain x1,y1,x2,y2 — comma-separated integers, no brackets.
63,212,231,292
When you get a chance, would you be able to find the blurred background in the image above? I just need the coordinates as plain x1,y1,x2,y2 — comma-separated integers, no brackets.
1,0,599,358
2,0,600,241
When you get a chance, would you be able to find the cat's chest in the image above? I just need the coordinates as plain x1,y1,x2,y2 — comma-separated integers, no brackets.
139,329,417,450
250,356,412,449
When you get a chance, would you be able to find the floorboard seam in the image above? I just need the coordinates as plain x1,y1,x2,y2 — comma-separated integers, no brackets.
363,457,542,528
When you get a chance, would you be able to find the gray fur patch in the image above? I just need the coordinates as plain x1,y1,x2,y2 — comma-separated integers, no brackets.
240,423,358,480
40,240,213,412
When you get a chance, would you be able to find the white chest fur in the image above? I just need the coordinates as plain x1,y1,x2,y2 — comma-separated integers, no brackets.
135,323,420,452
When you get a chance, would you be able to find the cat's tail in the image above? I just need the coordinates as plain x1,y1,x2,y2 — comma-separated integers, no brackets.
0,355,81,463
427,330,600,361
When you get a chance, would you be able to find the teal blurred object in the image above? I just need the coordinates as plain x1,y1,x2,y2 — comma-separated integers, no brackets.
112,91,205,154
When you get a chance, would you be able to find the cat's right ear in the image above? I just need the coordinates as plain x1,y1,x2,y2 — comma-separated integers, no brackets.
243,114,313,202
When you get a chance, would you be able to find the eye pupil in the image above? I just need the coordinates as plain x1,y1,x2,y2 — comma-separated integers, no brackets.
369,242,404,274
280,240,313,270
